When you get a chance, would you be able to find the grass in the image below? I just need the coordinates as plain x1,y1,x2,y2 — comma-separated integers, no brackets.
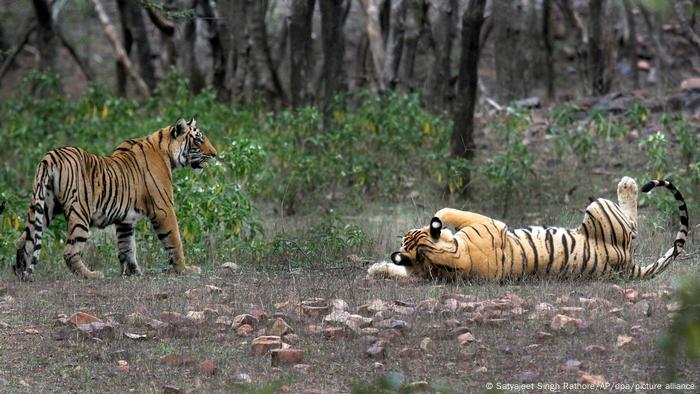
1,71,700,392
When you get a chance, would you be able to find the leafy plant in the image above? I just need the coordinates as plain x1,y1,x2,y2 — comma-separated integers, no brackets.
661,276,700,380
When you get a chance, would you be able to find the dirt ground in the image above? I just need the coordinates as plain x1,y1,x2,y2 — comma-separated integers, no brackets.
0,260,698,393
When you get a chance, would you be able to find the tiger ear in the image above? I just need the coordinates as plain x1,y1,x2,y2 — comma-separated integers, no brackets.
187,117,197,127
173,118,187,137
429,217,442,239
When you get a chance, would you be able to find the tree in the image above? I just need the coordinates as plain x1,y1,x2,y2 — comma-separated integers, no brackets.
493,0,529,102
588,0,612,95
425,0,457,109
451,0,486,193
289,0,316,108
247,0,285,105
319,0,347,116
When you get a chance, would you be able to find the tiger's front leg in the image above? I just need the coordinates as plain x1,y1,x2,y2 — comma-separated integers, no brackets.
151,210,201,274
115,223,143,276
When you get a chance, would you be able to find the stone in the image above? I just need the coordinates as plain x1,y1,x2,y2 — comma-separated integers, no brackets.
251,336,282,356
269,318,293,336
162,385,182,394
323,309,350,325
323,327,345,339
331,299,348,311
420,337,433,352
160,312,193,327
67,312,101,327
344,314,373,333
232,314,258,329
221,262,239,271
160,354,195,367
293,364,312,374
537,331,554,340
578,371,607,386
271,348,304,366
76,321,116,339
563,359,582,371
624,289,639,302
632,300,652,317
186,311,206,323
585,345,606,354
366,340,387,359
115,360,129,373
681,77,700,92
518,371,539,383
236,324,253,337
458,332,475,345
282,333,300,344
398,347,421,359
616,335,632,348
198,359,217,375
550,314,582,334
375,319,409,330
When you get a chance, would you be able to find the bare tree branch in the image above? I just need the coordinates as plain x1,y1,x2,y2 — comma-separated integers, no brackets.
90,0,151,98
0,21,37,83
672,0,700,57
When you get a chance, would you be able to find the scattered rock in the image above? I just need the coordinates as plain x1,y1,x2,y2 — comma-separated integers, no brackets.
115,360,129,373
559,306,584,314
392,304,416,315
160,312,194,327
331,299,348,311
293,364,312,374
563,359,582,371
360,335,378,346
0,376,7,386
344,314,373,333
537,331,553,340
300,299,330,318
624,289,639,302
251,336,282,356
124,332,147,340
475,366,488,373
282,333,300,344
186,311,206,323
409,381,430,391
681,77,700,92
666,302,681,313
375,319,409,330
457,332,476,346
398,347,421,359
215,316,233,327
67,312,102,327
221,262,239,271
515,96,541,109
360,299,388,314
585,345,606,354
323,327,345,339
307,324,323,335
198,359,217,375
416,298,439,313
366,340,387,359
235,373,252,384
271,348,305,367
616,335,633,348
160,354,195,367
162,385,182,394
236,324,253,337
496,344,512,354
77,321,115,339
205,285,223,294
420,337,434,352
323,309,350,325
232,314,258,329
269,318,293,336
550,314,583,334
578,371,607,386
0,321,9,329
24,328,40,335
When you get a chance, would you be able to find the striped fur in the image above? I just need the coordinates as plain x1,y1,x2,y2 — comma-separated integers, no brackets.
381,177,687,281
14,118,217,280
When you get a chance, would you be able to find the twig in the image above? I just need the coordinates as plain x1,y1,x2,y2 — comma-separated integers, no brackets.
0,20,37,84
90,0,151,98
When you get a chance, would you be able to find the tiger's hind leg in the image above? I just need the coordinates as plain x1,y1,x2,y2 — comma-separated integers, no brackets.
433,208,498,230
64,214,104,279
115,223,143,276
617,176,638,237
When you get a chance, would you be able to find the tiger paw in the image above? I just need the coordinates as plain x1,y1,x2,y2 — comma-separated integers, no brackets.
84,270,105,280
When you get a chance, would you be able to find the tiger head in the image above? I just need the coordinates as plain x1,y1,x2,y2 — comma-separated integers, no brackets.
170,118,217,174
391,217,458,267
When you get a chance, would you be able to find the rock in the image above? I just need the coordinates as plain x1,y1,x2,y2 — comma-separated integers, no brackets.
365,340,387,359
236,324,253,337
359,327,379,336
344,314,373,333
67,312,102,327
681,77,700,92
616,335,632,348
307,324,323,335
409,381,430,391
271,348,304,367
162,385,182,394
360,335,378,346
624,289,639,302
559,307,584,314
537,331,554,340
585,345,606,354
215,316,233,327
186,311,206,323
496,344,512,354
282,333,300,344
301,299,330,318
77,321,116,339
323,309,350,325
360,299,388,314
235,373,252,384
160,312,194,327
416,298,439,313
563,359,582,371
293,364,312,374
251,336,282,356
205,285,223,294
375,319,409,330
323,327,345,339
160,354,195,367
198,359,217,375
637,60,651,71
632,300,652,317
515,96,541,109
420,337,434,352
123,332,147,340
115,360,129,373
232,314,258,329
0,377,7,386
221,262,239,271
475,366,488,373
518,371,539,383
442,298,458,312
392,303,416,315
331,299,348,311
457,332,475,346
550,314,583,334
578,371,607,386
269,318,293,336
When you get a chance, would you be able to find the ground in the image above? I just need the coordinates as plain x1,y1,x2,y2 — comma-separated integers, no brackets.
0,256,698,393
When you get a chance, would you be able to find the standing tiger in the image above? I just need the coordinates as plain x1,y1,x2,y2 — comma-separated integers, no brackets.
369,177,688,281
14,118,217,280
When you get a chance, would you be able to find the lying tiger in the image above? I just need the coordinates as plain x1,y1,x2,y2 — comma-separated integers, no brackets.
369,177,688,281
15,118,217,280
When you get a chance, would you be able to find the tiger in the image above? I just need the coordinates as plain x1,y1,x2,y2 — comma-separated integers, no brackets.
369,177,688,281
14,118,217,280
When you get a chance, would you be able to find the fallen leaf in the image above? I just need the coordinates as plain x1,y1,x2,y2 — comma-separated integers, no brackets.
616,335,632,348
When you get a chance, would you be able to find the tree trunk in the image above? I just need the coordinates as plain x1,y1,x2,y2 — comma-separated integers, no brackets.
359,0,387,93
32,0,57,72
623,0,639,90
383,0,406,90
181,0,205,93
542,0,555,99
127,1,156,89
425,0,457,109
231,0,250,101
145,1,177,70
493,0,528,102
247,0,285,105
399,0,424,91
116,0,132,96
200,0,227,98
289,0,316,108
672,0,700,57
319,0,347,115
451,0,486,191
555,0,588,94
589,0,610,95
